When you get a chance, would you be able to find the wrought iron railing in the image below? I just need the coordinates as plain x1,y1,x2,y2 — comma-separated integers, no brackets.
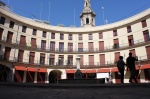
0,54,150,68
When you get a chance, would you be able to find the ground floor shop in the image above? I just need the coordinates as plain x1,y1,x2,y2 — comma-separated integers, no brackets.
0,64,150,83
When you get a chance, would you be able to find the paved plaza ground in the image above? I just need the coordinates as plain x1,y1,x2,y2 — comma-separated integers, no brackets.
0,82,150,99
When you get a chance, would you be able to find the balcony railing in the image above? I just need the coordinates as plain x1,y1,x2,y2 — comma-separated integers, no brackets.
0,36,150,53
0,54,150,69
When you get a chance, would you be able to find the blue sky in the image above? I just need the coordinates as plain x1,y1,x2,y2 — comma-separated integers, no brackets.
1,0,150,27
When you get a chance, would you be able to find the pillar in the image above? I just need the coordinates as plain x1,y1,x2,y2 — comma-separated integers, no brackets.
23,71,27,83
34,71,38,83
11,68,15,82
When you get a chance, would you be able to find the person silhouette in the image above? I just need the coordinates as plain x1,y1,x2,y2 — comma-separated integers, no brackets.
117,56,126,83
126,52,138,83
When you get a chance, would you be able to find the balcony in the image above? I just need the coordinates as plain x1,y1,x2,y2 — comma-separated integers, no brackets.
0,54,149,69
0,36,150,54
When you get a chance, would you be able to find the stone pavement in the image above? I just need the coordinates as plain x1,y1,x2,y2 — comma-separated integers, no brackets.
0,82,150,99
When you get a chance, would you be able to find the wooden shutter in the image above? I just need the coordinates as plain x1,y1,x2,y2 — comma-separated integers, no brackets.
80,55,83,66
18,50,24,62
68,43,73,52
41,40,46,50
78,43,83,48
31,38,37,48
143,30,149,42
89,55,94,66
142,20,147,28
50,42,55,51
88,42,93,52
7,31,13,43
146,46,150,59
20,35,26,46
99,41,104,51
29,52,35,64
128,35,133,40
0,28,4,40
114,39,119,44
100,54,105,65
4,47,11,60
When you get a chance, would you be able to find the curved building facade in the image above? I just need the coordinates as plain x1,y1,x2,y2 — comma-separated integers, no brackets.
0,1,150,83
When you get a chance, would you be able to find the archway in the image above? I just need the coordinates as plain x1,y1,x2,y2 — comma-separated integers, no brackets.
0,64,11,82
49,70,62,83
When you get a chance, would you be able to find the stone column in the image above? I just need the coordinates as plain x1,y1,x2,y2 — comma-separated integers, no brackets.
23,70,27,83
11,68,15,82
34,72,37,83
45,72,49,83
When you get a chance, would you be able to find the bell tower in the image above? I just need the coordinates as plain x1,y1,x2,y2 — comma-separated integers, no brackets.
80,0,96,27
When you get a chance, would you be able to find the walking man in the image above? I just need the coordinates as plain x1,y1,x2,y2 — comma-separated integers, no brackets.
117,56,126,83
126,52,138,83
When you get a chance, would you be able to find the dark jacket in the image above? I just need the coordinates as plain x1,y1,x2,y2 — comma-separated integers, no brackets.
117,60,126,69
126,56,138,70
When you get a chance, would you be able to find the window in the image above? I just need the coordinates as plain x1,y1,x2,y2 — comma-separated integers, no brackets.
0,16,5,25
4,47,11,61
0,45,1,51
50,41,55,51
141,20,147,28
51,33,55,39
89,55,94,66
88,42,93,52
67,55,73,65
32,29,37,35
7,31,13,43
40,53,45,65
0,28,4,40
49,55,55,65
127,26,132,33
41,40,46,50
86,18,89,24
146,46,150,59
128,35,134,46
18,50,24,62
58,55,64,65
143,30,150,42
20,35,26,46
40,57,45,65
79,34,82,40
68,34,72,40
29,52,35,64
99,41,104,51
113,39,119,49
42,31,46,37
99,33,103,39
78,43,83,52
22,26,27,33
60,34,64,40
59,42,64,51
89,34,93,40
9,21,14,29
113,30,117,36
49,58,55,65
68,43,73,52
99,54,105,65
31,38,37,48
